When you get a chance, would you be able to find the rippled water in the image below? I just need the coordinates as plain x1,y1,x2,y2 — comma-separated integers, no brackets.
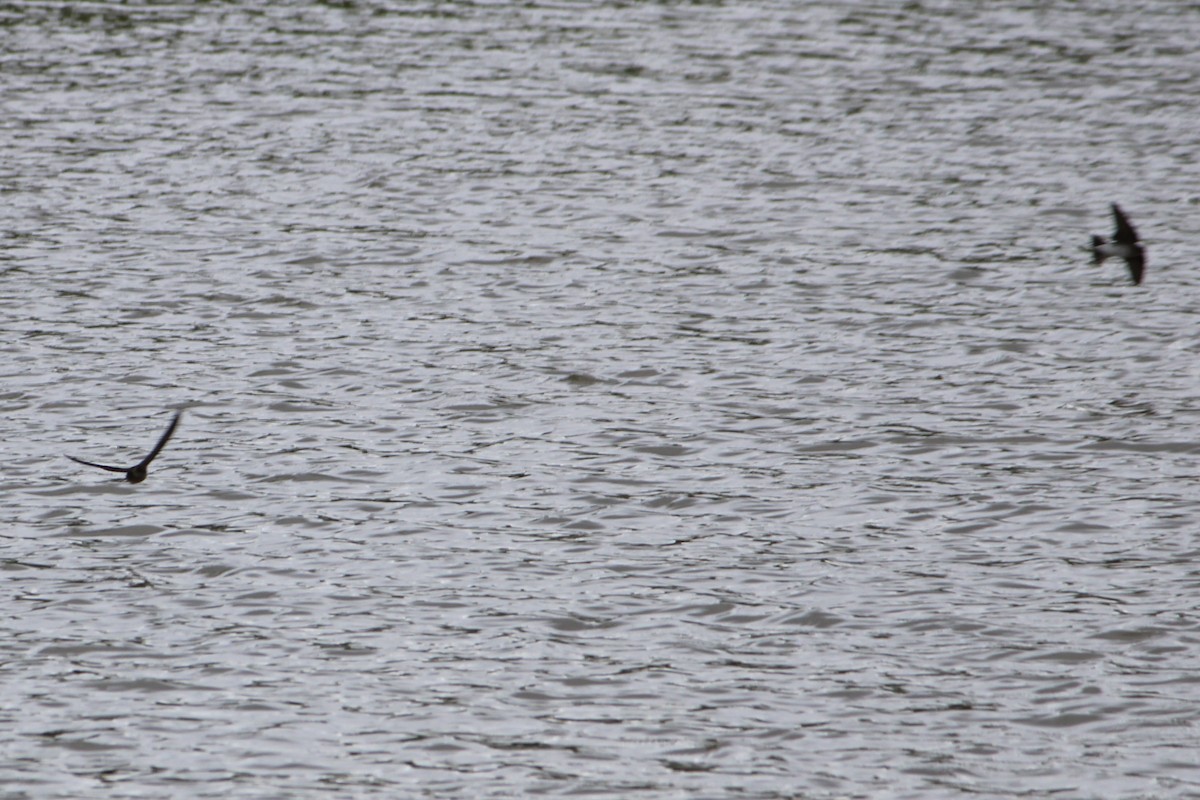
4,2,1200,797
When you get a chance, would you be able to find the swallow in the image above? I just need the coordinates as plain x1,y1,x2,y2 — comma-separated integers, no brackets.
67,410,182,484
1091,203,1145,285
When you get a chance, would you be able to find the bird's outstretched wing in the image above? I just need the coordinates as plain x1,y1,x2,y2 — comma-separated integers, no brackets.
1127,248,1145,286
136,411,182,470
66,455,130,474
1111,203,1139,245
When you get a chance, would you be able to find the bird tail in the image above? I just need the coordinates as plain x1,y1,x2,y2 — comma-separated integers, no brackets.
1091,235,1107,264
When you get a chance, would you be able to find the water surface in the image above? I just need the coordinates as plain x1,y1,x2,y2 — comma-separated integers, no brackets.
3,2,1200,797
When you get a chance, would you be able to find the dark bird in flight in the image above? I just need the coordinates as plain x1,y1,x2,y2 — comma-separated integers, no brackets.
67,410,182,484
1091,203,1145,285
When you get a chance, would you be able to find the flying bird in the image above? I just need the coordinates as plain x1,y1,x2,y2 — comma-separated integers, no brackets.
1091,203,1145,285
67,410,182,484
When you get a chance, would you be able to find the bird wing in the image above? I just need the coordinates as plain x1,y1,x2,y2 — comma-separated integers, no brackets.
1111,203,1139,244
1127,248,1145,285
66,455,130,474
136,410,182,469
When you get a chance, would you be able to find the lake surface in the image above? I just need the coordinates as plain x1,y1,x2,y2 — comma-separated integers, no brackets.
3,2,1200,797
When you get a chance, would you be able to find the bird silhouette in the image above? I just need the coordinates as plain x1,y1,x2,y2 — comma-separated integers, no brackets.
1091,203,1145,285
67,410,182,484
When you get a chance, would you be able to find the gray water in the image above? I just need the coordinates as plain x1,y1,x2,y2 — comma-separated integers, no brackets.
3,2,1200,797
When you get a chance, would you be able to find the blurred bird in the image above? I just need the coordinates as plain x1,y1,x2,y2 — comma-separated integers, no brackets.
67,410,182,484
1091,203,1145,285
